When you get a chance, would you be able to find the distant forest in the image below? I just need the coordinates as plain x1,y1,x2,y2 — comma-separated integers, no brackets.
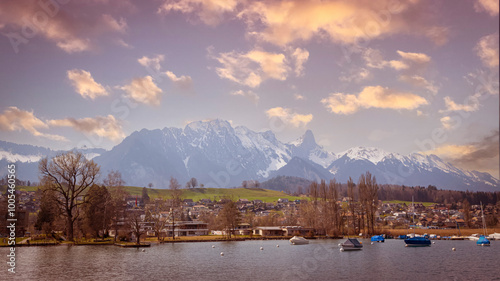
261,176,500,206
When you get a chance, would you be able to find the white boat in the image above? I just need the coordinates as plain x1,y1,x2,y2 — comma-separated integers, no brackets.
487,233,500,240
467,233,480,241
289,236,309,245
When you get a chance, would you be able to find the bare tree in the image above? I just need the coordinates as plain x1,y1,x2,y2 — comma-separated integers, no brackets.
39,151,100,241
347,177,356,235
169,177,182,240
104,170,128,242
463,199,471,228
127,210,145,245
146,198,167,241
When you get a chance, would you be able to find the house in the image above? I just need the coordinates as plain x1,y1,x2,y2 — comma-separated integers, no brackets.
234,223,252,235
163,221,209,237
253,226,284,236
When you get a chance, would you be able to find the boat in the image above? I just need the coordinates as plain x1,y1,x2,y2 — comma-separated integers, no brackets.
487,233,500,240
371,235,385,243
340,196,363,252
467,233,480,241
289,236,309,245
404,197,431,247
340,238,363,251
477,202,490,246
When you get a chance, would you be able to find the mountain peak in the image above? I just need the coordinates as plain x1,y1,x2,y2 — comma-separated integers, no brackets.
184,119,232,132
291,129,317,148
340,146,391,164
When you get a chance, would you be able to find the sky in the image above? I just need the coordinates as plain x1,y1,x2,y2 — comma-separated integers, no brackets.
0,0,498,177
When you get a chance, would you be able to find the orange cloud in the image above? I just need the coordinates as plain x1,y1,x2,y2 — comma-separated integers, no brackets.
67,69,109,100
266,107,313,127
49,115,124,142
121,76,163,106
212,48,289,87
0,107,66,141
475,33,499,68
474,0,499,16
322,86,428,114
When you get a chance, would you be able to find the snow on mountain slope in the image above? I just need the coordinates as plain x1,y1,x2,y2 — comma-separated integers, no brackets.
0,120,497,191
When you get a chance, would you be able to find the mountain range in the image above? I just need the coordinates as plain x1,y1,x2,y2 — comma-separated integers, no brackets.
0,119,498,191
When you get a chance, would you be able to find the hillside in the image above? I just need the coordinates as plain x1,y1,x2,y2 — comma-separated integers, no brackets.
10,186,302,203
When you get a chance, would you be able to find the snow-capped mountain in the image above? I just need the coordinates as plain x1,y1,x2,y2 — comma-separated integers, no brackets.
0,140,105,183
0,120,498,191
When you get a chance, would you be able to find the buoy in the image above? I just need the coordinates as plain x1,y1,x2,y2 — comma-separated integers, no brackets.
212,245,215,248
452,248,456,251
338,243,341,247
220,252,224,256
276,245,279,248
405,244,408,247
432,242,435,244
371,242,374,245
340,248,344,252
142,249,145,252
260,247,264,250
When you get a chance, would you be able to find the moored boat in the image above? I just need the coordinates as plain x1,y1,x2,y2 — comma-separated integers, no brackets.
371,235,385,243
289,236,309,245
340,238,363,251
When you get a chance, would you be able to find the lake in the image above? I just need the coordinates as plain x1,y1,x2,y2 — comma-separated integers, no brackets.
2,239,499,280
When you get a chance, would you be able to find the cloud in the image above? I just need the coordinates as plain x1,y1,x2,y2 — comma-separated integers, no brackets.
230,90,260,104
67,69,109,100
266,107,313,127
441,95,480,112
212,48,289,87
339,68,371,83
364,49,437,93
474,0,499,16
100,14,127,33
158,0,239,26
396,50,431,64
49,115,125,142
321,86,428,115
290,47,309,77
399,75,438,94
0,107,66,141
138,55,165,72
425,131,499,177
294,94,305,100
237,0,446,46
0,1,129,53
475,33,499,68
440,116,454,130
165,71,193,90
120,76,163,106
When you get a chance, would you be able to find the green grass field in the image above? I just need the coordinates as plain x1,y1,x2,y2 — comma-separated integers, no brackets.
122,186,302,203
383,200,435,207
7,185,302,203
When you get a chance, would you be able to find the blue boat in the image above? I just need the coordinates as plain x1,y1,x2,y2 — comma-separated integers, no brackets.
404,197,431,247
371,235,385,242
404,236,431,247
477,235,490,246
477,203,491,246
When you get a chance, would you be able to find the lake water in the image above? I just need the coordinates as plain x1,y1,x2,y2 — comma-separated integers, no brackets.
2,239,499,280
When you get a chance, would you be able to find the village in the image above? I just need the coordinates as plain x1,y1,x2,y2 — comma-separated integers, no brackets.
2,187,498,244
